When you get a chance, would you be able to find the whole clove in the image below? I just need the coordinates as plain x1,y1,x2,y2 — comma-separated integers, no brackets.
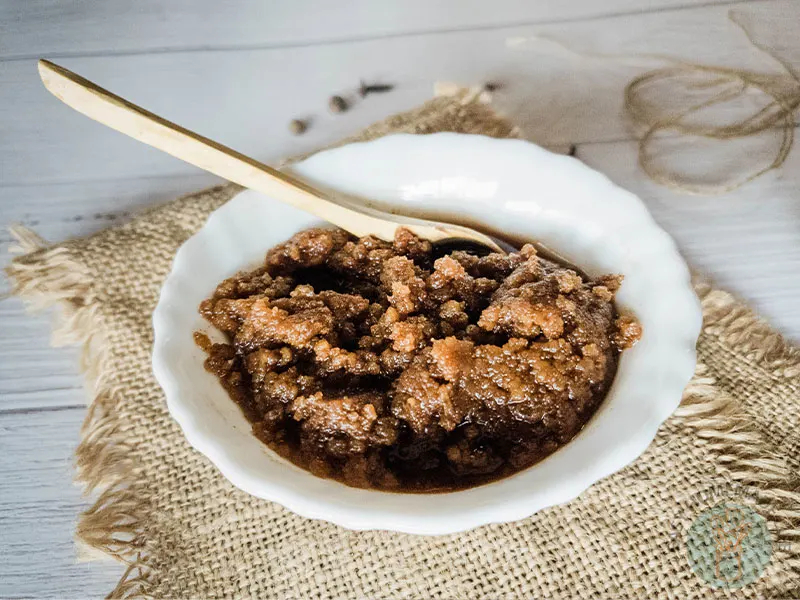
358,80,395,97
328,95,348,113
288,119,307,135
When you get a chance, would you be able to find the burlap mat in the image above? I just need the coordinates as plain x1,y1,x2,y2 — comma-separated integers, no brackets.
7,90,800,599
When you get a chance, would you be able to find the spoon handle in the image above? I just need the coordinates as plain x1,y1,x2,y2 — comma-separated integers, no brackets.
38,59,501,252
37,60,403,238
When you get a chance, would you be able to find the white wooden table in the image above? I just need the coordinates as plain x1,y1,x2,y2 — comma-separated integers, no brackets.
1,1,798,597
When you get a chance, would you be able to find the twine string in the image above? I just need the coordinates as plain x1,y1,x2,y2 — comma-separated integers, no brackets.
509,11,800,195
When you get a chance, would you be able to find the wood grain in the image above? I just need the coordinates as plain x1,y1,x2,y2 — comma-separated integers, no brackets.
2,0,796,185
0,409,122,598
0,0,738,59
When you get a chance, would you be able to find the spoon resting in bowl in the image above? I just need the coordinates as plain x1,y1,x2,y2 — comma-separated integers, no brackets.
37,59,503,253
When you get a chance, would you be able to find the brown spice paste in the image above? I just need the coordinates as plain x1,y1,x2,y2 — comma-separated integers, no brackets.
198,227,640,492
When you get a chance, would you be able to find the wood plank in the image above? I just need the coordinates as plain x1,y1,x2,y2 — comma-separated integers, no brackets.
0,408,122,598
0,0,738,59
1,0,796,185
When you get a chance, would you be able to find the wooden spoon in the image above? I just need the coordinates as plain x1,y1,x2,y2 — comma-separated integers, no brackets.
37,60,503,253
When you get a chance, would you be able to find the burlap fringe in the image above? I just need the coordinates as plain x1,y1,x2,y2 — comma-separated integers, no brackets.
6,226,155,600
5,226,799,597
694,279,800,378
678,282,800,587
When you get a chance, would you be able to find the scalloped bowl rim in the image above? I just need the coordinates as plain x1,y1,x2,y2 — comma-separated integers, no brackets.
153,133,701,535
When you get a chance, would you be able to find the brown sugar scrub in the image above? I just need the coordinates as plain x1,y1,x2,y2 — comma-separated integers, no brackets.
197,227,641,492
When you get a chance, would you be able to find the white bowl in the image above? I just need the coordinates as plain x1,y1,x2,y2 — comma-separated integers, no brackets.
153,133,701,535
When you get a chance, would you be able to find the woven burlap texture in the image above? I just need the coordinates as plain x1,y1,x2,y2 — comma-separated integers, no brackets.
7,89,800,599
